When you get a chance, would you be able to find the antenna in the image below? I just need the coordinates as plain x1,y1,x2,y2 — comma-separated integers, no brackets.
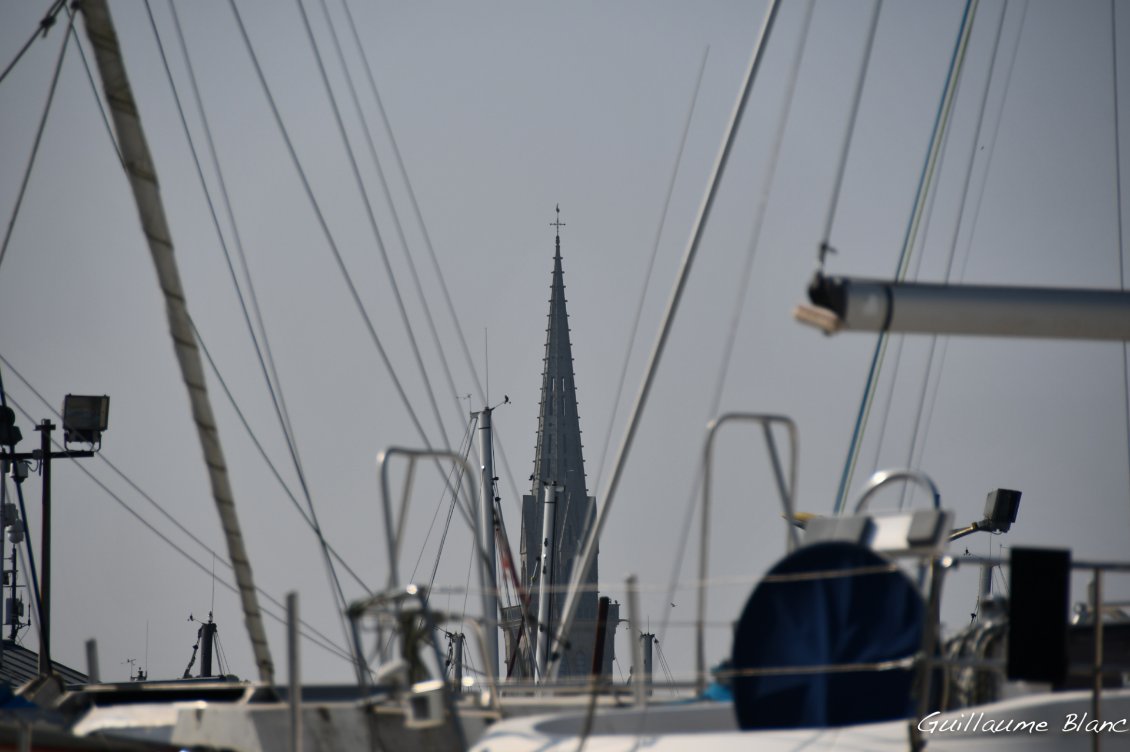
484,328,490,406
210,554,216,613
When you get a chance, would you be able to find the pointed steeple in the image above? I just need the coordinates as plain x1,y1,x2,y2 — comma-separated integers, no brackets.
531,205,587,497
518,207,602,678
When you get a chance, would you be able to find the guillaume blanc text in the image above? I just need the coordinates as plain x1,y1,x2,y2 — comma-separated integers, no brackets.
918,711,1128,735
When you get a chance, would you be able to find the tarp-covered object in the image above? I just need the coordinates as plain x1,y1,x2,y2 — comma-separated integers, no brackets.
731,541,924,729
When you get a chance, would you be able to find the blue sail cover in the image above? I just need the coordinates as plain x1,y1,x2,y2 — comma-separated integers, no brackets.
731,541,924,730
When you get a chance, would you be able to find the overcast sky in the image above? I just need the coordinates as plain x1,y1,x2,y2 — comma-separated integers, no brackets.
1,0,1128,686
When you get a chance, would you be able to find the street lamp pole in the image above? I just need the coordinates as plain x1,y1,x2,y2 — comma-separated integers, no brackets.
37,420,52,677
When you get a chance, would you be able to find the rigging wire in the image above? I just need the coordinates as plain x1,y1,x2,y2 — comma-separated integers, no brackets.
549,0,784,681
0,8,74,274
0,390,353,664
223,0,436,459
654,0,816,668
292,0,451,452
166,0,307,529
188,325,371,590
897,0,1009,506
0,355,354,661
653,637,677,692
1113,0,1130,498
909,2,1030,481
63,3,122,165
0,344,369,594
336,0,484,407
410,416,475,583
833,0,978,514
0,0,66,87
0,370,45,645
425,425,476,592
592,46,710,494
312,0,459,446
549,0,781,678
335,0,525,510
145,0,354,658
818,0,883,245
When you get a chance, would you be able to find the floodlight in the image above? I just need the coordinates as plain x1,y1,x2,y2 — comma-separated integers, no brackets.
62,394,109,445
949,488,1022,541
982,488,1021,533
0,406,21,446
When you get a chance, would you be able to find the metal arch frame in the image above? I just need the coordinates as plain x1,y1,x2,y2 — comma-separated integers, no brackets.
697,412,799,694
375,448,499,670
851,468,941,514
377,447,484,589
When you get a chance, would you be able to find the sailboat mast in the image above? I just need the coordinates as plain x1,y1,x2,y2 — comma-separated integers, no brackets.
477,407,500,675
80,0,275,684
535,483,558,682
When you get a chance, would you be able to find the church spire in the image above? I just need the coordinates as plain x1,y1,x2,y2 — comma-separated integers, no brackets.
531,204,586,501
517,206,602,678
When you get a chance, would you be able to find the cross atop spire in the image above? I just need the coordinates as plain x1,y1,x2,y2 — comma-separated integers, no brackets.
550,204,566,245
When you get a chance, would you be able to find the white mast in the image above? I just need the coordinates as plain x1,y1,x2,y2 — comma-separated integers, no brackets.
535,483,560,682
81,0,274,683
477,407,500,676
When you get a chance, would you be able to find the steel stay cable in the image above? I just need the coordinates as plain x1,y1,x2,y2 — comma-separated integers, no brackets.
1,390,354,665
224,1,477,536
0,353,360,656
63,3,122,165
897,0,1009,507
0,347,370,600
819,0,883,245
292,0,450,452
224,0,434,462
412,416,475,584
335,0,527,515
655,0,816,686
1113,0,1130,502
549,0,783,681
0,8,74,274
833,0,978,515
908,2,1030,490
0,369,45,646
312,0,459,447
592,46,710,495
166,0,307,519
145,1,354,657
0,0,66,87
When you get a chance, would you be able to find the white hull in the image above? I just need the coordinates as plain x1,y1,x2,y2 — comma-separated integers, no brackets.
471,689,1130,752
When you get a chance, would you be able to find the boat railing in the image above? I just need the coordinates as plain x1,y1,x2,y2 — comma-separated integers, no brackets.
698,413,798,694
852,468,941,512
936,554,1130,727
